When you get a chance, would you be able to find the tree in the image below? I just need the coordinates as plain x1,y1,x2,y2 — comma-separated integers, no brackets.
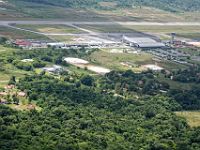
0,37,7,44
6,94,12,104
8,76,16,85
80,75,94,86
12,95,19,105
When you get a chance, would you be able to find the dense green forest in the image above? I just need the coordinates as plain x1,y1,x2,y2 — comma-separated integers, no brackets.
1,42,200,149
1,75,200,150
172,65,200,83
8,0,200,12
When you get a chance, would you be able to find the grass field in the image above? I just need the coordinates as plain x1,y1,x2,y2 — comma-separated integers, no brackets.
126,25,200,40
0,45,32,88
175,111,200,127
125,25,200,34
156,60,188,71
0,45,16,52
78,24,138,33
48,35,75,42
176,33,200,39
78,24,177,33
78,24,200,39
0,63,32,88
88,50,154,72
88,49,188,72
0,26,50,40
14,24,84,34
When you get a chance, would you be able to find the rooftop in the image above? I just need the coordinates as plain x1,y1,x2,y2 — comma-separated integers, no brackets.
124,36,165,48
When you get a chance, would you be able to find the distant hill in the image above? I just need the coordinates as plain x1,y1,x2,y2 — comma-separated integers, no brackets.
8,0,200,12
137,0,200,12
1,0,199,21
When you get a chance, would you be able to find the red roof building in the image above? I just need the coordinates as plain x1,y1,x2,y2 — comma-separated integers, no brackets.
14,40,32,47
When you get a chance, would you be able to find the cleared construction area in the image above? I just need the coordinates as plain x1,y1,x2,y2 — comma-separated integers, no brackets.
64,57,111,75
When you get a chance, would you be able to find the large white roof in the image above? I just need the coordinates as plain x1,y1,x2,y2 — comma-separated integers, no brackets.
144,64,163,71
124,37,157,43
124,36,165,48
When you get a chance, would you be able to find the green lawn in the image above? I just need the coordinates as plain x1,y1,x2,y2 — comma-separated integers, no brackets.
0,26,50,40
77,24,200,34
77,24,200,41
0,45,33,87
14,24,84,34
125,25,200,33
78,24,138,33
88,50,154,72
0,45,18,53
177,33,200,39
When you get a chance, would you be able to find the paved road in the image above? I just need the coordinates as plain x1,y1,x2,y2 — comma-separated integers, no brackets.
1,21,200,26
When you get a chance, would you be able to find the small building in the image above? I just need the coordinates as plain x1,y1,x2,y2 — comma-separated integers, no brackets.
42,65,63,74
21,59,34,63
47,42,65,48
27,104,36,110
14,39,32,48
4,85,15,90
0,92,7,96
18,92,26,97
143,64,163,71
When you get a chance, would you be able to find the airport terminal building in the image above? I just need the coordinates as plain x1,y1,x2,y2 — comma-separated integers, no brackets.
123,36,165,48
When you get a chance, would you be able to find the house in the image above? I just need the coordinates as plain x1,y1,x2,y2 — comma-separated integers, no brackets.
47,42,65,48
14,39,32,47
27,104,36,110
42,65,63,74
18,92,26,97
0,92,7,96
4,85,15,90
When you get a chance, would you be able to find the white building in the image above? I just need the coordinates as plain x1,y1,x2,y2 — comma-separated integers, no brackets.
123,36,165,48
42,65,63,74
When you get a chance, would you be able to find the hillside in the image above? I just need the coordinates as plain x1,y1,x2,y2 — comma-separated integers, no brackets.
8,0,200,12
0,0,199,21
0,43,200,149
